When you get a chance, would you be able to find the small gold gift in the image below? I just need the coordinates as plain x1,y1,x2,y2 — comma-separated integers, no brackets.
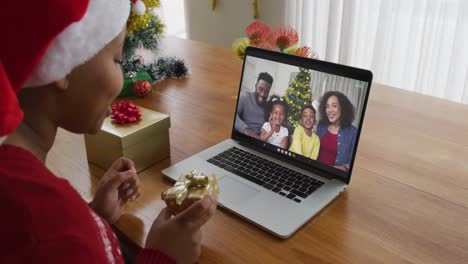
162,170,219,215
84,105,170,173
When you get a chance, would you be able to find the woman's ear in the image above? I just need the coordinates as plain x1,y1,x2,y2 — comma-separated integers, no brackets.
53,76,70,91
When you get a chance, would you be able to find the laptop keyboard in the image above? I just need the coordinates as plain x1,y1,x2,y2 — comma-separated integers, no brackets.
207,147,324,203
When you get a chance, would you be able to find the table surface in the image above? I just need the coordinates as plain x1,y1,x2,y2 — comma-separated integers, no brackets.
47,37,468,264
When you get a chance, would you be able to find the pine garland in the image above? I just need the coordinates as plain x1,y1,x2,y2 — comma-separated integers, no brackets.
122,0,189,86
122,57,191,83
123,18,164,61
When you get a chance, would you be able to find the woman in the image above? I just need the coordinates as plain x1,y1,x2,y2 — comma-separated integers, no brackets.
0,1,216,263
316,91,358,171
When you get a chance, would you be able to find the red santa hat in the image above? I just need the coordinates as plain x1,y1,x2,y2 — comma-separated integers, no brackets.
0,0,130,143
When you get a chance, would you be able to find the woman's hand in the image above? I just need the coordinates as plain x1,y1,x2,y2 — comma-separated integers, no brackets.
145,196,217,264
90,157,141,224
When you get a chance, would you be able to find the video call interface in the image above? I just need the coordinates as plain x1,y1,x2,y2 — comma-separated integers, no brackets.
234,55,368,176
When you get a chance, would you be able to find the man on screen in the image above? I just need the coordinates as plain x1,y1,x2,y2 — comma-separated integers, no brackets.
235,72,273,139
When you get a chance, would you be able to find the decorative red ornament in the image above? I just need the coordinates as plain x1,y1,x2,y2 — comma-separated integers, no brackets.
295,46,311,58
133,80,151,97
111,100,142,124
134,80,151,97
252,41,273,50
245,21,270,46
269,26,299,52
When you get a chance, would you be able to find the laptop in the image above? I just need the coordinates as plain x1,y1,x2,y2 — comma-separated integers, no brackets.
162,46,372,238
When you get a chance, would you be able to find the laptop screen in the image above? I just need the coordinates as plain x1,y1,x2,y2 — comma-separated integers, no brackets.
232,47,372,182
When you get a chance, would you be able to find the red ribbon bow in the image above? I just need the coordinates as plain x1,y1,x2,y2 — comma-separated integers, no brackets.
111,100,142,124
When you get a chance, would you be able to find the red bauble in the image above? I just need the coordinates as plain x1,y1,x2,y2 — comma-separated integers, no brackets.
111,100,142,124
134,80,151,97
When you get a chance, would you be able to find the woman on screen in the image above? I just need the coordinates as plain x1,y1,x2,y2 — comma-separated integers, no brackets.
317,91,357,172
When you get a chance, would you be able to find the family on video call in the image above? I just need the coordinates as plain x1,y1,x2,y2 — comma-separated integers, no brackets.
235,72,358,172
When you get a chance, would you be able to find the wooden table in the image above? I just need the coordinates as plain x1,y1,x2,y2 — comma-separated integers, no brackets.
47,37,468,264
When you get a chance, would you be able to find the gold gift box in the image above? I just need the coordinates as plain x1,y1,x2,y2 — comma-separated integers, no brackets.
84,107,170,172
162,170,219,215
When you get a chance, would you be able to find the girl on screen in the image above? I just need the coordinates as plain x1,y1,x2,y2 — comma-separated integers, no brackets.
260,96,289,149
317,91,357,171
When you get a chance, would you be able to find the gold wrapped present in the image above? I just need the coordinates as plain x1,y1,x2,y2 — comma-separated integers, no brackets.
162,170,219,215
84,106,170,172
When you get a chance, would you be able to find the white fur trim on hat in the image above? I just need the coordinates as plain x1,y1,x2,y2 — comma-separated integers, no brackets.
24,0,130,87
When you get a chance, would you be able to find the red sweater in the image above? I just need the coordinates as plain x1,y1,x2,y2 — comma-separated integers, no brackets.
318,130,338,166
0,144,175,264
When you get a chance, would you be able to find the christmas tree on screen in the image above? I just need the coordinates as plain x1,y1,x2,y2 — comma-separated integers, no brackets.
284,68,312,127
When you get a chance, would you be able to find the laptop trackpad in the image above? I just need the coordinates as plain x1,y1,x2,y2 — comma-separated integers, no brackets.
218,176,260,204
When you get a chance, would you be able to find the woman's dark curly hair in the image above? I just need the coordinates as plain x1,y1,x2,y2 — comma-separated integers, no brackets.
264,95,289,123
318,91,355,127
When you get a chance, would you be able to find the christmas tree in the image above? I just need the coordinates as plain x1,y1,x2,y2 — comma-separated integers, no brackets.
122,0,190,86
284,68,312,127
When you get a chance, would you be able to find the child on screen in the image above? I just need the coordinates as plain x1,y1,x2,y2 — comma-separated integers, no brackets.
289,105,320,159
260,96,289,149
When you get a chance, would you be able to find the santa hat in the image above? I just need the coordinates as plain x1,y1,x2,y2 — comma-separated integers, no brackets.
0,0,130,143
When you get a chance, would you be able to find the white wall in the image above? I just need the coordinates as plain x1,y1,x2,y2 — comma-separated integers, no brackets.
241,56,303,97
159,0,186,38
184,0,284,48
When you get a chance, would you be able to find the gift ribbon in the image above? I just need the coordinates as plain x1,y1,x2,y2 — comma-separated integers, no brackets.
163,171,213,205
111,100,142,124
